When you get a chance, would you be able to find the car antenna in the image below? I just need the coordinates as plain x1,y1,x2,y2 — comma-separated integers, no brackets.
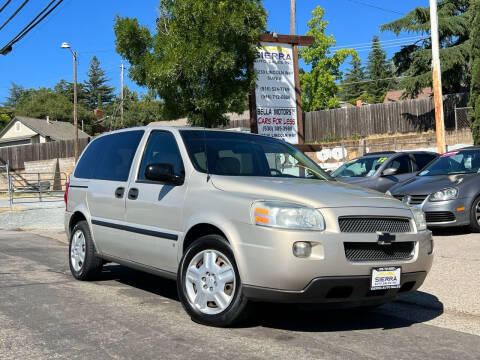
203,128,211,182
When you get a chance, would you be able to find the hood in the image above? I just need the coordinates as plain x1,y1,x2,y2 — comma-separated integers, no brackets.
337,177,374,186
390,174,476,195
211,176,407,209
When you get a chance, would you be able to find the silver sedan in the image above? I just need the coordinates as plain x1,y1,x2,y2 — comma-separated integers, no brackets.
388,147,480,232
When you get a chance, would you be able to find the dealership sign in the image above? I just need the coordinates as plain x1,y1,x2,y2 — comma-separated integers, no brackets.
254,42,298,144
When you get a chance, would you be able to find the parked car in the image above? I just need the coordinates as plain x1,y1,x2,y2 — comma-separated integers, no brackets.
388,147,480,231
65,128,433,326
332,151,438,192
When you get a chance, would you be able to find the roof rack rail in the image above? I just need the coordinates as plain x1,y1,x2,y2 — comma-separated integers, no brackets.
365,151,396,155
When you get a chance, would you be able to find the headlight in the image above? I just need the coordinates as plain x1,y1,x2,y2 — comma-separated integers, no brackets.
410,206,427,231
252,201,325,231
429,187,458,202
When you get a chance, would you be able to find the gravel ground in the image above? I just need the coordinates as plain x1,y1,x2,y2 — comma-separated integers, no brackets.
0,198,64,230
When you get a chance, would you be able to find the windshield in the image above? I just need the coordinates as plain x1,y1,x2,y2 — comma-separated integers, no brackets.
419,150,480,176
331,156,389,178
180,130,332,180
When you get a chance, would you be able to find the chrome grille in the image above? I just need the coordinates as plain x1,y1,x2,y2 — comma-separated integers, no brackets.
393,194,428,205
338,216,411,233
409,195,428,205
344,242,415,262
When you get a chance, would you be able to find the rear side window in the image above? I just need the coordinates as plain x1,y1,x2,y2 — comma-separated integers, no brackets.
75,130,144,181
413,153,437,170
387,155,412,175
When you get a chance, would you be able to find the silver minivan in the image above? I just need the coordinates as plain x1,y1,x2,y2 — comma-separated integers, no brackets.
65,127,433,326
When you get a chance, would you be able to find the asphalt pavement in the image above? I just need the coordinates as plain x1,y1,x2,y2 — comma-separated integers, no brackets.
0,230,479,359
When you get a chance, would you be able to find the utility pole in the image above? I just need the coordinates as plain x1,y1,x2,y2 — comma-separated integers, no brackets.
61,42,79,163
290,0,295,35
120,61,124,127
73,50,78,163
430,0,446,153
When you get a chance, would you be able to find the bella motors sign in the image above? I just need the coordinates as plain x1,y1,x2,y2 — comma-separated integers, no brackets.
254,42,298,144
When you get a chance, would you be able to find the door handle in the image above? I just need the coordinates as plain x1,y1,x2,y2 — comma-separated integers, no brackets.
115,187,125,199
128,188,139,200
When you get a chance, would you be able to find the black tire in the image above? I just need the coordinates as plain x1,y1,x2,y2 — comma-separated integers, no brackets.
469,197,480,233
177,234,249,327
69,220,103,280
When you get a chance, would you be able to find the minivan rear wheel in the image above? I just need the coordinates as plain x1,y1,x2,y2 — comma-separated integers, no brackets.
69,220,103,280
177,234,248,327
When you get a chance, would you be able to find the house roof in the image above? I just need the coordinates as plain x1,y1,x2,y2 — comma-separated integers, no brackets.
0,116,90,141
383,87,433,103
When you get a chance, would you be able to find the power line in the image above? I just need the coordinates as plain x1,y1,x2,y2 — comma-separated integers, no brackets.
332,35,426,50
341,0,404,15
0,0,12,14
0,0,29,32
0,0,64,55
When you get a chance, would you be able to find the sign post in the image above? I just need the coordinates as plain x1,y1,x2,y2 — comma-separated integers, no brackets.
250,34,314,146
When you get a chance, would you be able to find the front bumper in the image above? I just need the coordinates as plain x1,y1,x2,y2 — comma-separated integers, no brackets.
243,271,427,304
420,198,470,228
231,206,433,293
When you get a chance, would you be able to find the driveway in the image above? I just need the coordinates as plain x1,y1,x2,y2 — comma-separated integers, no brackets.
0,230,479,359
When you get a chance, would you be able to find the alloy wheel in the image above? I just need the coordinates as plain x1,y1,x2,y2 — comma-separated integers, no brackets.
70,230,86,272
185,249,236,315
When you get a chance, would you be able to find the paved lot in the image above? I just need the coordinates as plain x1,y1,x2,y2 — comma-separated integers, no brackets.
0,230,479,359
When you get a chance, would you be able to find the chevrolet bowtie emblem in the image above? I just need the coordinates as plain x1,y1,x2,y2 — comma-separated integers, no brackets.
377,232,396,245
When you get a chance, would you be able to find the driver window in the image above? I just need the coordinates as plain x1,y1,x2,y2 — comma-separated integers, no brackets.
266,152,315,177
387,155,412,175
138,131,184,181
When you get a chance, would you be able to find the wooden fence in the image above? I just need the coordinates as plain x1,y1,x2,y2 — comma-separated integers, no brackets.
0,138,90,170
304,93,469,143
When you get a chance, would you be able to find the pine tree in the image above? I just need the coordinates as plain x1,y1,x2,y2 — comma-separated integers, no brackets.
3,82,25,108
470,0,480,144
366,35,392,103
83,56,115,110
381,0,470,96
342,57,366,103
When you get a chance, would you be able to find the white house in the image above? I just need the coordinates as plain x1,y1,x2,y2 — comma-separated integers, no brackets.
0,116,89,148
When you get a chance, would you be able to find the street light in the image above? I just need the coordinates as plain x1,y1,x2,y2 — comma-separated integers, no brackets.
61,42,79,163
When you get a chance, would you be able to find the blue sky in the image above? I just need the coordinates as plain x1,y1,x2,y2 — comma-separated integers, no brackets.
0,0,430,103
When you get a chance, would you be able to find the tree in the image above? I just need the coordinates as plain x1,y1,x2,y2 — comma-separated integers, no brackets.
300,6,356,111
366,35,393,102
15,88,94,127
381,0,470,96
54,79,88,106
342,57,367,103
470,0,480,144
0,106,14,131
83,56,115,110
114,0,266,127
3,82,25,108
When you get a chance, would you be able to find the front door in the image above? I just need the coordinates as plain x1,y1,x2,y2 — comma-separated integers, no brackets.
376,154,414,192
124,130,187,273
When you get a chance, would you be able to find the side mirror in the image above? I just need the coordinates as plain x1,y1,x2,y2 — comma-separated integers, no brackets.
145,163,184,185
382,167,398,177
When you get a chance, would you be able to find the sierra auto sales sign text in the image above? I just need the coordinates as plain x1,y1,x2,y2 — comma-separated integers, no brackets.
254,42,298,144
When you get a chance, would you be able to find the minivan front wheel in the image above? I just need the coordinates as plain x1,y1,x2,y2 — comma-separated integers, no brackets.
178,235,248,327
